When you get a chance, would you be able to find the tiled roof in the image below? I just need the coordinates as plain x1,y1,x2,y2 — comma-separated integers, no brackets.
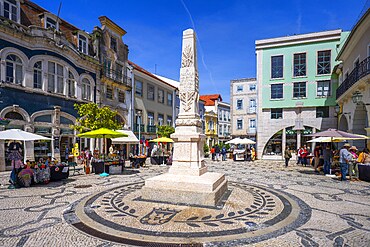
199,94,222,106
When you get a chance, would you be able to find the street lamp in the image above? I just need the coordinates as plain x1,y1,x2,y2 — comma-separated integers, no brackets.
136,110,142,155
352,91,363,104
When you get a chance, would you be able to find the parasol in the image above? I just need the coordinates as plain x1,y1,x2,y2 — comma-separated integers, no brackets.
78,128,127,176
150,137,174,166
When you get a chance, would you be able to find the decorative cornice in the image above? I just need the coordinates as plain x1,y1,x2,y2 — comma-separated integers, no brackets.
98,16,126,37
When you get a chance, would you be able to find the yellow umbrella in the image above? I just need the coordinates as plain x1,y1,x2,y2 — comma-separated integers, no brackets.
77,128,127,139
149,137,174,166
149,137,174,143
78,128,128,174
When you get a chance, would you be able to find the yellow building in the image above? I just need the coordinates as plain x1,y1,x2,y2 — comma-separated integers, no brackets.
204,110,218,147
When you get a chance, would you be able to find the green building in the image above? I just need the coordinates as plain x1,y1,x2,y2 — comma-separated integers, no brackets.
255,29,349,159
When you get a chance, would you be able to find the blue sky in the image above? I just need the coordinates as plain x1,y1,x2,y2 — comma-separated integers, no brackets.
33,0,368,103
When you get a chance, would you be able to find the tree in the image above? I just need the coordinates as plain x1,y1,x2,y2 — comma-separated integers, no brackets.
71,103,122,133
156,125,175,138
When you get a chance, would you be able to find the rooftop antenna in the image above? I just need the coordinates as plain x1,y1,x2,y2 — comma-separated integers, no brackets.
56,1,62,27
54,2,63,47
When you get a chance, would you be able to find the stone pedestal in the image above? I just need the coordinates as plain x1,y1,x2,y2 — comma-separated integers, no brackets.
141,125,227,206
141,172,227,206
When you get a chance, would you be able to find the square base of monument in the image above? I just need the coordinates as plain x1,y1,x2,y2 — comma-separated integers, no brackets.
141,172,227,207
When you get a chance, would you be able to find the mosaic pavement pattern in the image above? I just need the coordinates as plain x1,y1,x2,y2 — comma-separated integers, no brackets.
0,160,369,246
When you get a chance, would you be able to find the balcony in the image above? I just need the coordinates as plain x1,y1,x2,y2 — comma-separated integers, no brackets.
147,125,157,133
102,67,131,88
133,124,145,133
336,56,370,99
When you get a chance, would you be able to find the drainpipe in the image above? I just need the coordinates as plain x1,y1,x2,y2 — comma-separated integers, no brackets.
128,65,135,130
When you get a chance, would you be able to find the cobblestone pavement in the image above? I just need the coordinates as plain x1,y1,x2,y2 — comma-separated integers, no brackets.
0,159,369,247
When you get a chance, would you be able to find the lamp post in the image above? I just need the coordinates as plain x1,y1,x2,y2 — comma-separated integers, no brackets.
352,91,363,104
137,110,142,155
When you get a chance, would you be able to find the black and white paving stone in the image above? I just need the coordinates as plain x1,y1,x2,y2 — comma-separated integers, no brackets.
0,160,369,246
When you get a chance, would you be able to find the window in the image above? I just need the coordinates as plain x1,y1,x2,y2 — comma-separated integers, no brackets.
271,84,283,99
118,91,125,103
249,99,256,113
316,106,329,118
167,116,172,126
78,34,88,54
167,92,173,106
110,36,117,52
209,120,214,131
33,61,42,89
219,110,223,120
6,54,22,84
3,0,18,22
271,109,283,119
46,17,57,30
293,82,306,98
249,119,256,133
135,80,143,96
158,114,164,126
271,55,283,78
147,84,155,100
236,99,243,110
106,85,113,99
116,63,123,82
148,112,154,125
317,50,331,75
317,80,331,97
223,111,227,121
81,78,91,100
249,84,256,91
236,85,243,92
67,71,75,97
237,119,243,130
293,53,306,77
219,124,223,135
249,119,256,128
47,61,63,93
158,89,164,103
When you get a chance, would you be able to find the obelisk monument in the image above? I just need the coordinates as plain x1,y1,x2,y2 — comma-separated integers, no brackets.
141,29,227,206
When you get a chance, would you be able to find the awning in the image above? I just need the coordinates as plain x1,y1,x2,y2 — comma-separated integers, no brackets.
111,130,139,144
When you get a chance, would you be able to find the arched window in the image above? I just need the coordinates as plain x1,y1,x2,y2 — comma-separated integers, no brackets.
5,112,24,120
33,61,42,89
81,78,91,100
67,71,75,97
47,61,64,93
6,54,23,84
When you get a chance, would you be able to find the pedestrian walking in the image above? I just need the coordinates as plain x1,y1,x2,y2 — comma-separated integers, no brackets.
322,145,332,175
297,146,303,165
211,146,215,161
349,146,359,181
339,143,352,181
284,147,292,167
215,145,220,161
313,144,322,172
221,146,227,161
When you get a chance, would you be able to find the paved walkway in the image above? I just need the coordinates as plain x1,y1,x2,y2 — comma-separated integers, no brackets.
0,159,369,246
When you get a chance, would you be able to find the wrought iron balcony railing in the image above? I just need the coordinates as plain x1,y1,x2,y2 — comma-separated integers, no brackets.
336,56,370,99
147,125,157,133
102,67,131,87
133,124,145,132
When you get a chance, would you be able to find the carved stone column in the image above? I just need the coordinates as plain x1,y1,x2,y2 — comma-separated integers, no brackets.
141,29,227,206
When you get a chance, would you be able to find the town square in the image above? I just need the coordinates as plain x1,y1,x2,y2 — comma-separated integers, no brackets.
0,0,370,246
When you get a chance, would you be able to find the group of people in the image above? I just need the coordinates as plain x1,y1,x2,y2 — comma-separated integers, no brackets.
339,144,370,181
210,145,228,161
284,142,370,181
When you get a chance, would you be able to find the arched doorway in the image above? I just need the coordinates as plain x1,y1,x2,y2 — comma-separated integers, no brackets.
352,103,367,150
338,115,349,132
